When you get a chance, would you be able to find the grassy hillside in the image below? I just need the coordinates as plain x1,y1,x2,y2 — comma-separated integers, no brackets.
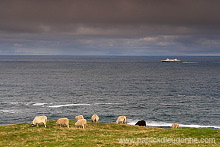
0,120,219,146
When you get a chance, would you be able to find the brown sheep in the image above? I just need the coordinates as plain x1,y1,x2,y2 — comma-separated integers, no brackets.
75,115,84,121
91,114,99,123
32,115,47,127
56,118,69,128
172,123,180,129
75,119,87,129
116,116,126,124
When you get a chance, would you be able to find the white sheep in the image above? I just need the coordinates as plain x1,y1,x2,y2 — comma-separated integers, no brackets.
56,118,69,128
32,115,47,127
172,123,180,129
75,119,87,129
91,114,99,123
75,115,84,120
116,116,126,124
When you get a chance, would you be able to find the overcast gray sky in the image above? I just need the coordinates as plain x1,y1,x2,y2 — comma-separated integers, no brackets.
0,0,220,56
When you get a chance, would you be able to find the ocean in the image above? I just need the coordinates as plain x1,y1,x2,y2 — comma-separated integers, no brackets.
0,56,219,128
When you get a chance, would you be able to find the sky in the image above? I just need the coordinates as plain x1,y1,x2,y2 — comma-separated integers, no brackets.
0,0,220,56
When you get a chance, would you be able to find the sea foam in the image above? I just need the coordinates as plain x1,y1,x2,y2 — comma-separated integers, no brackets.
127,119,220,129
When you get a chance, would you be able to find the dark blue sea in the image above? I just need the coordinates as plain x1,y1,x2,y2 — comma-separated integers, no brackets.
0,56,219,128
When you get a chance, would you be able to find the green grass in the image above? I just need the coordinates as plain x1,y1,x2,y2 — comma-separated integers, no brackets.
0,120,219,146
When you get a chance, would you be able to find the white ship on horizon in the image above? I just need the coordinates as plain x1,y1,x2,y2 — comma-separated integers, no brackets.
161,58,182,62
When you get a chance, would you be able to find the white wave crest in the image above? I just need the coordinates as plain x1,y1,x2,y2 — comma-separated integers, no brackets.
0,110,18,113
33,103,47,106
48,102,121,108
48,103,91,108
94,103,121,105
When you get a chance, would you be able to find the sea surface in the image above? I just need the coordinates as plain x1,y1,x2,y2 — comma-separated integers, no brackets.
0,56,219,128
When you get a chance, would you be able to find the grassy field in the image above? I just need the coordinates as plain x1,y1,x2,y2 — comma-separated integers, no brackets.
0,120,219,146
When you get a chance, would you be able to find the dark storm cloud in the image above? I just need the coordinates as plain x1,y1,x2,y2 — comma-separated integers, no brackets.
1,0,220,35
0,0,220,55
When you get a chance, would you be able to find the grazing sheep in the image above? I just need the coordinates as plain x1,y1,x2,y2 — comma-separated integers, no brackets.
32,115,47,127
91,114,99,123
56,118,69,128
75,115,84,121
135,120,146,127
116,116,126,124
172,123,180,129
75,119,87,129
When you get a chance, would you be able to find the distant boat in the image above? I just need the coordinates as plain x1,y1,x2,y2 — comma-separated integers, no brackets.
161,58,182,62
